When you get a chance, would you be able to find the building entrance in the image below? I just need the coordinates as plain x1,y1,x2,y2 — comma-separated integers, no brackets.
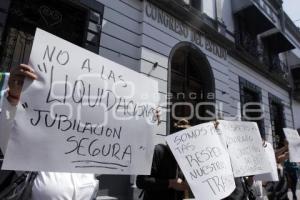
169,42,215,133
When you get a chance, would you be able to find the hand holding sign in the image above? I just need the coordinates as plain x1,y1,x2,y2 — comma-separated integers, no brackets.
7,64,37,106
169,178,189,191
2,29,158,175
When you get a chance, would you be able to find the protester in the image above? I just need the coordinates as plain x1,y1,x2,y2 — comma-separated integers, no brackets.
265,143,289,200
244,176,270,200
0,64,99,200
221,177,248,200
285,160,299,200
136,119,190,200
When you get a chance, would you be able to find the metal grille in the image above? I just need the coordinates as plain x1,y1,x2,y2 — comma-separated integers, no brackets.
1,28,33,72
0,0,104,72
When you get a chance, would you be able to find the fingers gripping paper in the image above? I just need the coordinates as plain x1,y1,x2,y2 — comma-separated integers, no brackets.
165,122,236,200
2,29,158,174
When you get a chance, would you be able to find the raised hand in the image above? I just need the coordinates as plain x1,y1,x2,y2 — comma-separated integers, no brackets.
7,64,37,106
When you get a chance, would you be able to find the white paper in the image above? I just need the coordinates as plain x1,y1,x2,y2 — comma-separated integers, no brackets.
0,73,9,112
2,28,159,174
219,121,271,177
165,122,236,200
0,97,17,155
255,142,279,181
283,128,300,162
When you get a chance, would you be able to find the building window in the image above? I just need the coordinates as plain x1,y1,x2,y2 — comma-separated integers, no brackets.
169,42,215,134
239,77,265,138
269,93,286,149
0,0,104,72
234,14,260,58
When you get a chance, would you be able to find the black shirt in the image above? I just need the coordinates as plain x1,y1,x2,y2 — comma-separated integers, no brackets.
136,144,184,200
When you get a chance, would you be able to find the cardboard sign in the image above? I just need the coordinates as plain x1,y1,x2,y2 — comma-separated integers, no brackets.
218,121,271,177
255,142,279,181
2,29,158,174
283,128,300,162
166,122,236,200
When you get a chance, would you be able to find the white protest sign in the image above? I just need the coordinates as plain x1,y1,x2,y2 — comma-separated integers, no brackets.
283,128,300,162
166,122,236,200
218,121,271,177
2,28,158,174
255,142,279,181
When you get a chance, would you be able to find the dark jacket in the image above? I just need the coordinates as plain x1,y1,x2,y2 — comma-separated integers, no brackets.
136,144,184,200
222,178,248,200
265,168,289,200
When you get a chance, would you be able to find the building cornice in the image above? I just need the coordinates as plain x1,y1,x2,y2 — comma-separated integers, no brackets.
284,13,300,44
147,0,290,91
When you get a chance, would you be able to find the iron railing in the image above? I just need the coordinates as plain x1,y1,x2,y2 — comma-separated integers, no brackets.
235,30,289,81
235,31,261,58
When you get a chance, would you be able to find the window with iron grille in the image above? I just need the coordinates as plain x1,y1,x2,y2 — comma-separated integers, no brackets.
268,93,286,149
239,77,265,138
0,0,104,72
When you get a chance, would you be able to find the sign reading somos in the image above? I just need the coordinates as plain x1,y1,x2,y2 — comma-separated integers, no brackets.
166,122,236,200
2,29,158,174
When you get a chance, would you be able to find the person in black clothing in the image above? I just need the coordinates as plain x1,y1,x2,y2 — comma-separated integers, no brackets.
136,119,190,200
222,178,248,200
136,144,188,200
265,143,289,200
284,160,298,200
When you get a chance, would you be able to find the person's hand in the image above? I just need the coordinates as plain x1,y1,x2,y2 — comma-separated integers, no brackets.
276,151,289,164
155,107,161,125
7,64,37,106
275,143,289,157
168,178,189,191
246,176,254,187
214,120,219,129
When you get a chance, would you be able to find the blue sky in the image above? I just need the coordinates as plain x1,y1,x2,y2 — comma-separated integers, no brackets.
283,0,300,27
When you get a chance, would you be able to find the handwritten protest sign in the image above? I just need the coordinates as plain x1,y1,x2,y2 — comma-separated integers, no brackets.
283,128,300,162
2,28,158,174
255,142,279,181
218,121,271,177
166,122,236,200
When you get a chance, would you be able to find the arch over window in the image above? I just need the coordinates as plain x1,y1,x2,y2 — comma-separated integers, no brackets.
168,42,215,134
